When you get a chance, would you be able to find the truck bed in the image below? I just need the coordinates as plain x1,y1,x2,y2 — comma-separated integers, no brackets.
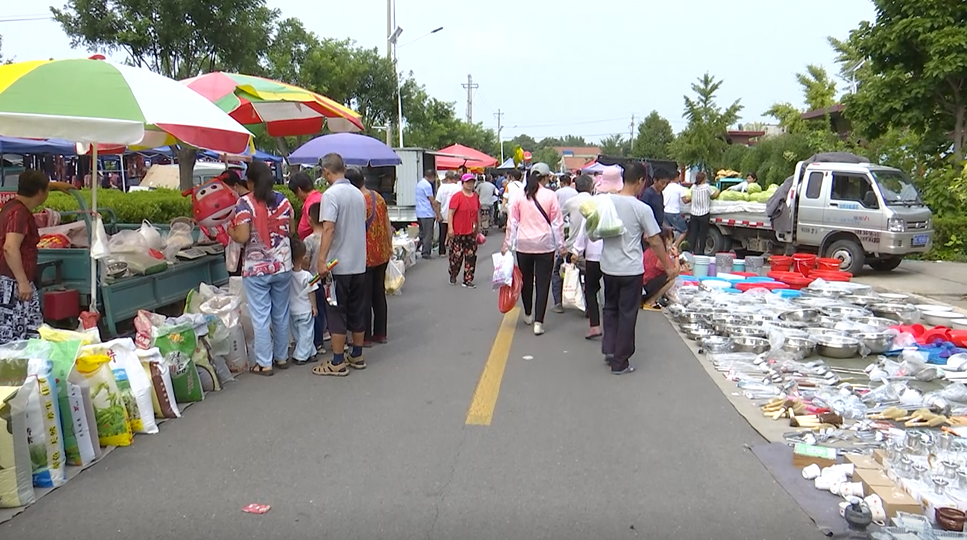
682,201,772,229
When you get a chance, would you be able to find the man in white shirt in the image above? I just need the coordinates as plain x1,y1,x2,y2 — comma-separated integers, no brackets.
662,176,688,247
435,171,461,256
475,176,497,234
555,174,578,209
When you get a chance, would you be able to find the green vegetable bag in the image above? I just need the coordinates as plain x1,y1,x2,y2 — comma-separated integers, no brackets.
72,353,132,447
153,323,204,403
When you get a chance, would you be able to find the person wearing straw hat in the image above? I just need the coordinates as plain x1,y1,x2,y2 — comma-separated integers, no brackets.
0,171,49,343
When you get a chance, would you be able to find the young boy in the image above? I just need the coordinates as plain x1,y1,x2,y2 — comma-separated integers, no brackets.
305,202,329,354
289,237,320,365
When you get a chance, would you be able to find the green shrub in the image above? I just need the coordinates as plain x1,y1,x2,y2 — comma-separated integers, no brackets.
42,187,305,225
924,216,967,262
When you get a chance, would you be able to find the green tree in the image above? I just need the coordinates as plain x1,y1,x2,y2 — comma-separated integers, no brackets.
797,64,838,111
52,0,279,189
671,73,743,172
600,134,630,156
0,35,11,64
764,102,806,133
846,0,967,161
539,135,590,147
531,147,561,169
631,111,675,159
401,82,497,154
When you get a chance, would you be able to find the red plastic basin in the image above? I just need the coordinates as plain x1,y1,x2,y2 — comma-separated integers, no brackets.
769,255,793,272
816,257,842,271
736,281,789,292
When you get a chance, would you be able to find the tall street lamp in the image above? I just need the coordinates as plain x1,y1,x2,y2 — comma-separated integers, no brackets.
389,26,443,148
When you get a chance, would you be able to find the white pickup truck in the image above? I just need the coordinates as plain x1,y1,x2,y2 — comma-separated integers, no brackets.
688,154,934,274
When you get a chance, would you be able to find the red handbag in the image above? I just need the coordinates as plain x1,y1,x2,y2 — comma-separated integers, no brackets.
498,266,523,314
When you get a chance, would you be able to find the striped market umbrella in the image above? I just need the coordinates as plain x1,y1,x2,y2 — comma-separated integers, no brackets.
0,58,252,152
182,72,365,137
0,57,254,316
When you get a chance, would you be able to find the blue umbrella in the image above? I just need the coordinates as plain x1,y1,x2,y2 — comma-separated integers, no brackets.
289,133,401,167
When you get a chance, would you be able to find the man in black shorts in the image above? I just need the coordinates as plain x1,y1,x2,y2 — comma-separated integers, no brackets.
314,153,368,377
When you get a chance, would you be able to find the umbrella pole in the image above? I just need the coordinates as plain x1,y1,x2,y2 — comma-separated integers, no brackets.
89,144,98,313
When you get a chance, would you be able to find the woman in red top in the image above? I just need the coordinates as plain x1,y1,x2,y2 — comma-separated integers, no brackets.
346,168,393,345
0,171,49,343
447,173,481,288
641,228,680,310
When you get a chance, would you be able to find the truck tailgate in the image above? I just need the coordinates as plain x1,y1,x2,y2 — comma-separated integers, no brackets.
710,211,772,229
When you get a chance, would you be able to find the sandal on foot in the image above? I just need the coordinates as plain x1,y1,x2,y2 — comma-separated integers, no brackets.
250,365,274,376
293,359,308,366
274,359,290,370
312,361,349,377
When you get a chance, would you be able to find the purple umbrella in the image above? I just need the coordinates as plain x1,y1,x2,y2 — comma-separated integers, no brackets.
288,133,401,167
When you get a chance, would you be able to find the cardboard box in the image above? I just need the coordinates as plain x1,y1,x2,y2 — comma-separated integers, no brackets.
854,467,895,496
872,484,923,518
873,449,889,466
792,444,838,468
845,454,881,470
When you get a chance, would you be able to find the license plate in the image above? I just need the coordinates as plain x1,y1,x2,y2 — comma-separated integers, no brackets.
912,234,929,247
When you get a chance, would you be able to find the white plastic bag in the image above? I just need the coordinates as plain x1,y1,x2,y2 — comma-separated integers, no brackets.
587,194,625,241
139,220,163,250
561,263,585,311
225,240,242,271
385,260,405,295
491,251,515,290
108,229,148,254
90,214,111,260
163,222,195,260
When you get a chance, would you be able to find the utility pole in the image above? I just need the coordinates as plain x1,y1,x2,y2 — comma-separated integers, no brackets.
462,74,478,123
629,114,636,154
494,109,505,163
385,0,395,146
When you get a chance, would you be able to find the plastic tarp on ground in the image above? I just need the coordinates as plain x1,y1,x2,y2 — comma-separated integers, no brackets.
435,144,497,170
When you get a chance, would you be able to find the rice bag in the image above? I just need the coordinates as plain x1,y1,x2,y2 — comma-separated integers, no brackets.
25,352,66,488
70,353,132,447
38,324,100,345
39,339,94,466
84,339,158,435
0,383,36,507
153,323,204,403
136,348,181,419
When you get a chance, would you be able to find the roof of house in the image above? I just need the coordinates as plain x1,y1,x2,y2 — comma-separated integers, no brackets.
726,130,766,137
801,104,845,120
562,156,596,171
554,146,601,157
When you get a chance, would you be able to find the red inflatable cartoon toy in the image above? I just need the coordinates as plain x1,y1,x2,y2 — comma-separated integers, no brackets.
182,173,239,246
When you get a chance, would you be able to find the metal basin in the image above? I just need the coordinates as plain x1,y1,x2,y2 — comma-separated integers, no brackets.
728,326,766,338
686,327,716,341
806,327,844,339
679,322,709,334
842,294,880,306
666,304,687,322
793,296,841,308
782,336,817,358
712,315,755,334
700,335,734,353
801,288,845,299
855,331,895,354
679,312,708,325
733,336,770,354
771,320,807,330
851,316,899,331
778,308,821,323
821,305,873,319
871,304,919,324
817,316,843,329
814,335,861,359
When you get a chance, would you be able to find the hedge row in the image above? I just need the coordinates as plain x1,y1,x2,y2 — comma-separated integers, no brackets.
42,187,304,226
925,216,967,262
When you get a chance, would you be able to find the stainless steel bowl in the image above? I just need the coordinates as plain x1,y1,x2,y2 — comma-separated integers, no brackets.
733,336,770,354
817,316,843,329
821,305,873,319
712,315,755,334
855,332,895,354
679,312,708,325
686,327,717,341
801,288,845,299
806,327,843,339
778,308,821,323
665,304,687,321
793,296,841,308
707,308,732,320
782,336,817,358
700,335,734,353
851,316,899,331
679,322,709,334
842,294,880,306
771,320,807,330
871,303,919,324
814,335,861,359
728,326,766,338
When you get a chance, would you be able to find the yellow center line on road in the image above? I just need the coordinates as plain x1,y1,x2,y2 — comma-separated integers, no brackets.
465,307,520,426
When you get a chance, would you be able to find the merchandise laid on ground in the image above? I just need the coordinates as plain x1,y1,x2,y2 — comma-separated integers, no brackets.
666,252,967,537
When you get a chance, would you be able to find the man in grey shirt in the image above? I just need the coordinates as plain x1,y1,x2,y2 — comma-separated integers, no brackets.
314,153,368,377
599,162,677,375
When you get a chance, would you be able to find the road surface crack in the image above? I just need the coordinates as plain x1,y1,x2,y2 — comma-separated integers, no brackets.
426,428,469,540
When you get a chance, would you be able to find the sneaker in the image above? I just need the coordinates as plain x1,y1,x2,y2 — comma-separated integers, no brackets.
552,304,565,313
462,282,477,289
611,365,636,375
314,360,349,377
533,322,545,335
323,332,332,342
523,313,534,325
346,353,367,370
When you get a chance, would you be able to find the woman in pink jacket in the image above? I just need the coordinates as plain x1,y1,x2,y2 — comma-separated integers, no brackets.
501,163,565,335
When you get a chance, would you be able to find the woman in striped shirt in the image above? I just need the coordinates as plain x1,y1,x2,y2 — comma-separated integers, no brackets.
682,171,717,255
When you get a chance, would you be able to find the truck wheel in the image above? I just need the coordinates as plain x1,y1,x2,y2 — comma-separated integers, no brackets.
707,227,731,255
825,239,866,275
868,256,903,272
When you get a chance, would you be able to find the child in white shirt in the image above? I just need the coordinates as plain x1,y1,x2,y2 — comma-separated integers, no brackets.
289,237,320,365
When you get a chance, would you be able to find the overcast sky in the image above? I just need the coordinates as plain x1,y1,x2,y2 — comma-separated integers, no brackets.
3,1,876,144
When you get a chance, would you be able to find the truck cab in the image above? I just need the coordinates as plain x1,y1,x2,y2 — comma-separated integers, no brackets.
789,162,932,273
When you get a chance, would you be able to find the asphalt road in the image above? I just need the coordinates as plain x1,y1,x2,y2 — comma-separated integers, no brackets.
2,234,823,540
